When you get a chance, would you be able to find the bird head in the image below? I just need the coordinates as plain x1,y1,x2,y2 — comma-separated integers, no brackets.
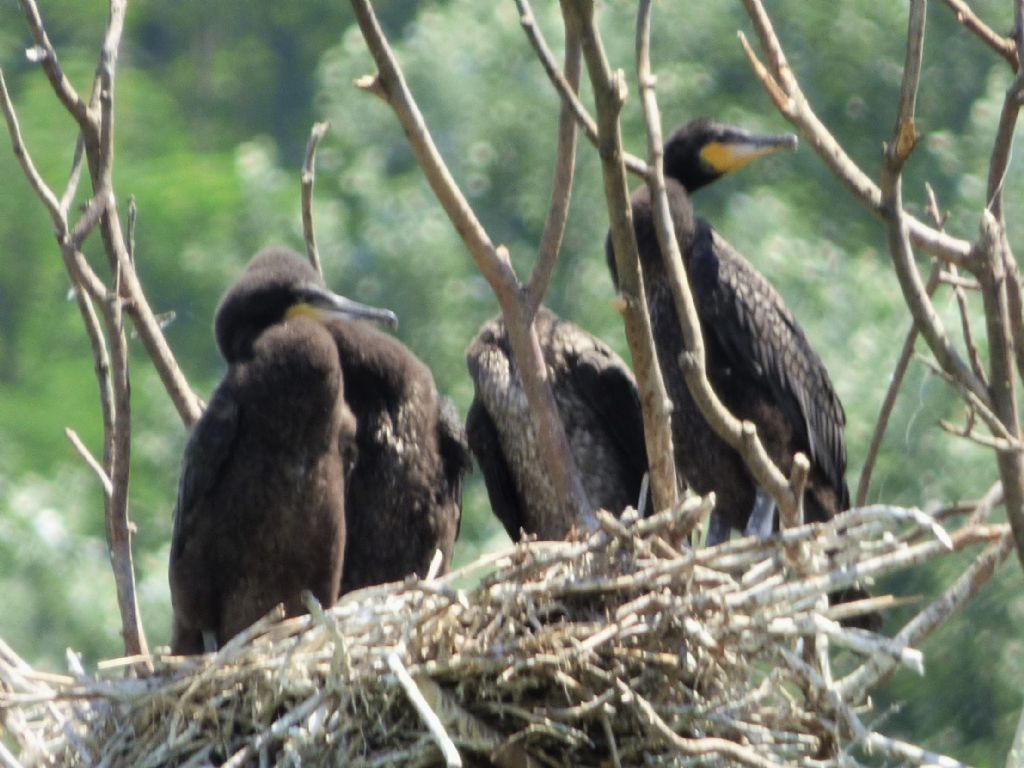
663,119,798,193
215,246,398,362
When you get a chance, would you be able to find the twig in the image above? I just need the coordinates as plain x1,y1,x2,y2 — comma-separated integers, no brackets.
565,0,679,513
349,0,593,527
64,428,113,499
948,263,988,386
855,262,941,506
877,0,991,413
939,0,1019,69
514,0,648,177
386,653,462,767
520,0,579,314
624,682,779,768
975,212,1024,569
301,121,329,277
738,0,975,268
0,69,63,229
865,732,972,767
839,529,1014,700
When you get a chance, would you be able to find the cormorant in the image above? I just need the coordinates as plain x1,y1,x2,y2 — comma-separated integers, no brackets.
327,316,472,594
466,307,648,541
608,119,847,545
169,247,396,654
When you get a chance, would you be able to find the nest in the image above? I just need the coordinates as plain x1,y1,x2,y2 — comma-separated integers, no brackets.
0,494,1005,767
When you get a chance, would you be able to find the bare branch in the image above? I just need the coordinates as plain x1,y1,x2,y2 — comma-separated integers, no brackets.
856,263,941,506
522,0,579,313
738,1,975,268
17,0,89,125
348,0,593,525
64,428,113,499
563,0,679,514
948,264,989,385
516,0,648,178
878,0,991,412
0,69,63,230
939,0,1020,70
976,212,1024,569
301,121,329,278
100,272,151,669
58,134,85,218
839,529,1014,700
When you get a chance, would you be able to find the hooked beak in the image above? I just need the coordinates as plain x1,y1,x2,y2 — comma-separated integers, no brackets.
289,284,399,330
700,131,798,175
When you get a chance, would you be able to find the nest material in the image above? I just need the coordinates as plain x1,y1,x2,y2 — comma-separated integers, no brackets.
0,494,1004,767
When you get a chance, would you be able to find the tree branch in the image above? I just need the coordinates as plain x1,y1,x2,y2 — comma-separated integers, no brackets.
855,262,941,507
516,0,648,178
564,0,679,515
521,0,579,314
635,0,804,523
738,0,976,268
349,0,593,526
878,0,992,412
976,212,1024,569
939,0,1020,70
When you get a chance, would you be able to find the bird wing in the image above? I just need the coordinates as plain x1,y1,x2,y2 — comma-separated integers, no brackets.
170,385,240,556
569,344,649,483
465,396,529,541
437,396,471,539
691,221,847,500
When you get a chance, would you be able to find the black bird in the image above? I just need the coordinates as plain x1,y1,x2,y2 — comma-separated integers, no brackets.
466,307,648,541
169,247,396,654
327,316,472,594
608,119,847,546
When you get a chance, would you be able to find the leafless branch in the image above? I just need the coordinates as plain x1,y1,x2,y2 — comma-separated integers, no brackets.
0,69,63,229
838,528,1014,701
348,0,593,525
975,212,1024,569
64,428,113,499
635,0,802,519
738,0,975,268
514,0,648,178
855,263,941,506
58,134,85,218
301,121,329,278
17,0,89,125
878,0,992,413
948,263,989,385
562,0,679,514
939,0,1020,70
520,0,579,314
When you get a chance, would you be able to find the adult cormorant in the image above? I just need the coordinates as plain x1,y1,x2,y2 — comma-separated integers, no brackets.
169,247,396,654
466,307,648,541
327,316,471,594
608,119,847,546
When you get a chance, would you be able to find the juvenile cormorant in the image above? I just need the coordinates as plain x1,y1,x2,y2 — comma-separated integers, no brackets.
169,247,396,654
466,307,648,541
608,119,847,545
327,316,471,594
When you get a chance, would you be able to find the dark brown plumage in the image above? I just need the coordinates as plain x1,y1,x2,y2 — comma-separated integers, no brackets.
466,307,648,541
168,247,394,654
328,317,471,594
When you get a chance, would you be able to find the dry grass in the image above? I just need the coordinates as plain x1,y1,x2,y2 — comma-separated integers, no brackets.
0,494,1009,767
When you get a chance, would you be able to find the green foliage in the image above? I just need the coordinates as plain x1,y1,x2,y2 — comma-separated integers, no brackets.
0,1,1021,763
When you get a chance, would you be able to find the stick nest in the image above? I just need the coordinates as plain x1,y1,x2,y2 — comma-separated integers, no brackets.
0,495,1006,767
